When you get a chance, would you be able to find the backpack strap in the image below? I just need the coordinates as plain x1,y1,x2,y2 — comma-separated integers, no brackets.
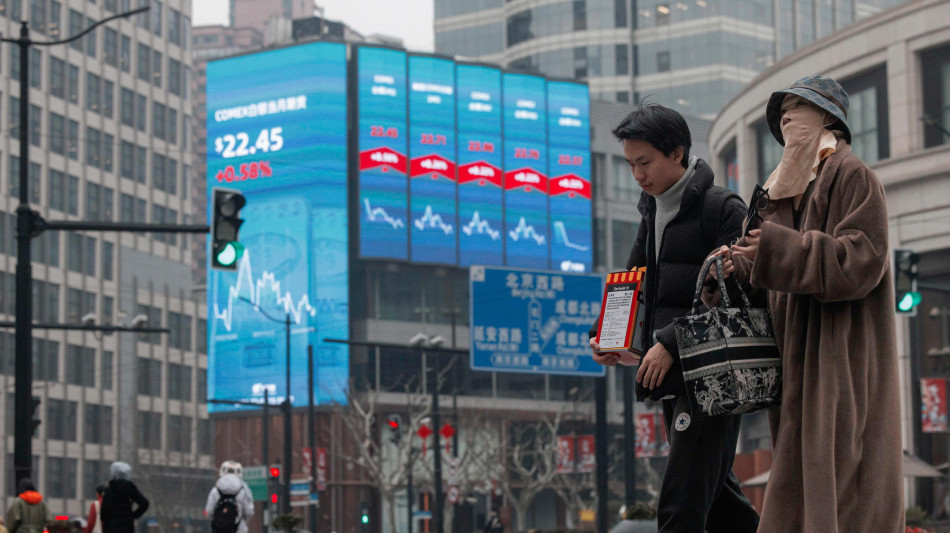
701,186,740,250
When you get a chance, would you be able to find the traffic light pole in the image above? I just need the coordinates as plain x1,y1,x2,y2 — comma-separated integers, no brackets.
309,345,318,533
430,358,445,533
284,313,293,515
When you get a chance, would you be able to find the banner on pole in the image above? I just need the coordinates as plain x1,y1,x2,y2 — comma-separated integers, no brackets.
556,435,575,473
922,378,948,433
576,435,595,473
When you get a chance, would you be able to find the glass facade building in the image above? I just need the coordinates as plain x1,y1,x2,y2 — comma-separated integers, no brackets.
435,0,908,118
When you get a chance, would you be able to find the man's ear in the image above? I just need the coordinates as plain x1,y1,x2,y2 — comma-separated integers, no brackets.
671,146,684,164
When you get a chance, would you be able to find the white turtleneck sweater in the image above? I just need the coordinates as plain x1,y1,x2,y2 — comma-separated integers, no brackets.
653,156,698,260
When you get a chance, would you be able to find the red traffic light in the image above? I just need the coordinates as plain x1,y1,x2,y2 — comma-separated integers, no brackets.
388,419,399,430
271,494,278,504
270,467,280,478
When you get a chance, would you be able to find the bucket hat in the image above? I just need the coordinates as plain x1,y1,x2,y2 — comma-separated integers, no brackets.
766,74,851,146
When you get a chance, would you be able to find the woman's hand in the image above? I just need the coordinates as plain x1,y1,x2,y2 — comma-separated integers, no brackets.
708,245,735,280
590,338,621,366
731,229,761,263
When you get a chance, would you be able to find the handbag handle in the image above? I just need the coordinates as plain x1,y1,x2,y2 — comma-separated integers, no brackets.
691,254,752,314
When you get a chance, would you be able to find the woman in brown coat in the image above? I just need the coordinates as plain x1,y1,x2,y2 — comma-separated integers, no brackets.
716,75,904,532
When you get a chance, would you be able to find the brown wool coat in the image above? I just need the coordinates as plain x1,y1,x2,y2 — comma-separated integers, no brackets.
731,140,903,532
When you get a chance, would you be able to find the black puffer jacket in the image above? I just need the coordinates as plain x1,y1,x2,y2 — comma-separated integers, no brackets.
594,159,746,399
101,479,149,533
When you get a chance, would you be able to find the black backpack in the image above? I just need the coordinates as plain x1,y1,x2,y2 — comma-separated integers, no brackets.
211,488,242,533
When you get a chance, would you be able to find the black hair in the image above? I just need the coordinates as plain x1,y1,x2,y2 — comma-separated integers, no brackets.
96,485,108,495
611,101,691,168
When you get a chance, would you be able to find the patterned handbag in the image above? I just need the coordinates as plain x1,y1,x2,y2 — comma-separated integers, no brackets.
673,255,782,417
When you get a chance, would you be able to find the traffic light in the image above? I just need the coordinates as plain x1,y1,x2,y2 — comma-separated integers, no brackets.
211,187,246,270
269,464,281,505
894,249,921,315
387,414,402,445
30,397,41,437
359,501,370,533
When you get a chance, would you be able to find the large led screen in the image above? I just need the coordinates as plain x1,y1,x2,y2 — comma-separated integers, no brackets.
206,42,349,411
357,47,409,260
408,55,457,263
457,64,504,267
503,73,549,269
547,81,592,273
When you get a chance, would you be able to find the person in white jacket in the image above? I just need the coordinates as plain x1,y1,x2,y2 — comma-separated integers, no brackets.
204,462,254,533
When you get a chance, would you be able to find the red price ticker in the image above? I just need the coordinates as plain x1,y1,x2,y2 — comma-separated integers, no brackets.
558,154,584,165
370,125,400,138
468,140,495,153
215,161,273,182
420,133,447,145
514,147,540,159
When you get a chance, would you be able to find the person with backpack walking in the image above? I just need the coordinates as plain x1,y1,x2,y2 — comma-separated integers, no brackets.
588,102,759,532
100,462,149,533
205,461,254,533
5,478,52,533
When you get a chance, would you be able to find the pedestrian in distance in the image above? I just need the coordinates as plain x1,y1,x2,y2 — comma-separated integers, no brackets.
99,461,149,533
84,486,107,533
205,461,255,533
711,74,904,532
589,102,759,533
483,509,503,533
5,478,52,533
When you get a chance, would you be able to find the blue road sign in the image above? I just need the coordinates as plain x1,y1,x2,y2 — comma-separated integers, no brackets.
470,265,604,376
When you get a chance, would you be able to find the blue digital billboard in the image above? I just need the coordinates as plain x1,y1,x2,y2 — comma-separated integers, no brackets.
547,81,592,273
457,64,504,267
357,47,409,260
503,73,549,269
408,55,457,264
206,42,349,411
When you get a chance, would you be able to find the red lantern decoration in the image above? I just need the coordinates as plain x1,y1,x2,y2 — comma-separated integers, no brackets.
417,424,432,456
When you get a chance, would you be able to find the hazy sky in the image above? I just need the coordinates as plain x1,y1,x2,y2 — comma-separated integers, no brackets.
192,0,435,52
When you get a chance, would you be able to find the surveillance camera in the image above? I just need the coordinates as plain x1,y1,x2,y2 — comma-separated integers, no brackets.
428,335,445,348
80,312,97,327
130,314,148,328
409,332,429,348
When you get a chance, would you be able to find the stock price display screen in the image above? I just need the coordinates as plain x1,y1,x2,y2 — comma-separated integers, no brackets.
503,73,549,269
205,42,350,411
408,55,457,264
457,64,503,267
547,81,592,273
355,47,592,272
357,47,409,260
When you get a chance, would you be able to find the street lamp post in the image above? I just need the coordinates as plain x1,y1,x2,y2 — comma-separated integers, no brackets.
4,5,149,487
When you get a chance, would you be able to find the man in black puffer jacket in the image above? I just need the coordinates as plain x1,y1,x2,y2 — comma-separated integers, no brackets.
100,462,149,533
589,102,759,533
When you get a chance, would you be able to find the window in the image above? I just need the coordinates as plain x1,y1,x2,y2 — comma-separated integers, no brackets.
152,153,166,190
103,81,114,118
138,411,162,449
86,183,102,220
167,414,191,452
721,141,739,193
67,175,79,214
46,457,77,498
68,10,83,51
84,16,96,57
167,158,177,194
120,88,134,127
49,169,65,211
168,58,181,95
86,126,101,167
611,220,637,270
30,0,47,33
29,105,41,146
151,0,162,35
841,66,888,163
137,357,162,396
120,34,131,71
103,133,114,172
33,337,60,379
32,231,59,267
167,362,191,399
135,146,147,183
120,141,134,179
102,351,113,390
756,120,783,185
137,43,150,81
84,235,96,275
152,49,162,86
152,102,166,139
120,193,134,222
48,124,69,164
104,27,118,66
573,0,586,31
614,0,627,27
29,49,41,88
103,241,113,280
656,3,670,25
66,344,96,386
50,57,65,98
47,399,77,440
67,232,82,272
611,155,641,202
136,94,147,132
167,108,177,144
168,8,181,45
615,44,628,76
84,404,112,444
506,10,533,47
48,1,61,37
657,51,670,72
8,96,19,139
68,64,79,103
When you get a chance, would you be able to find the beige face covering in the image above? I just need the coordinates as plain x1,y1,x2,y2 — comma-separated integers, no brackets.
763,105,838,203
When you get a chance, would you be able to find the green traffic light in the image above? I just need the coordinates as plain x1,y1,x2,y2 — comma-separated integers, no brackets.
898,292,922,312
361,516,369,524
216,242,244,266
